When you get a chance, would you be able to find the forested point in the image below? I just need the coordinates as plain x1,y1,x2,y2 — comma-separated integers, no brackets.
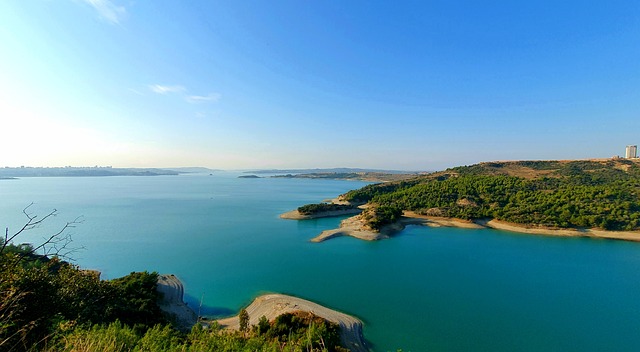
297,203,356,215
339,159,640,231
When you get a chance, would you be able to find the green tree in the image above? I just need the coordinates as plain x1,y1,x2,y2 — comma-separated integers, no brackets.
239,308,249,334
256,315,270,335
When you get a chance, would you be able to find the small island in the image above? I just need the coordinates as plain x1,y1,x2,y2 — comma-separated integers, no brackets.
284,159,640,243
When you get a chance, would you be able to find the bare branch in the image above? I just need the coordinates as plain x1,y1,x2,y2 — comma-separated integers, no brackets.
1,206,84,267
1,204,58,256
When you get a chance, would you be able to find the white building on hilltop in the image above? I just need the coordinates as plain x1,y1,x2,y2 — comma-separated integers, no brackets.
625,145,637,159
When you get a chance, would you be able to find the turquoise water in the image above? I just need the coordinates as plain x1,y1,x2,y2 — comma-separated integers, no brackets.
2,174,640,351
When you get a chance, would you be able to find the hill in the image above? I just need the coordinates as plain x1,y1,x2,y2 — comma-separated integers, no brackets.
271,171,420,182
297,159,640,235
245,167,420,175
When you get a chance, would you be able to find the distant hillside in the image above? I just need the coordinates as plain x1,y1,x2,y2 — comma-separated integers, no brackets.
443,159,640,179
271,172,420,182
0,167,180,177
333,159,640,231
164,167,221,173
246,167,420,175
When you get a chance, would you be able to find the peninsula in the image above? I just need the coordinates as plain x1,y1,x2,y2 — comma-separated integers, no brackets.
158,275,367,351
217,294,367,352
283,159,640,243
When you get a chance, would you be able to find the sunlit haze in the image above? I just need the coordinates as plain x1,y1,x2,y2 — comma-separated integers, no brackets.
1,1,638,170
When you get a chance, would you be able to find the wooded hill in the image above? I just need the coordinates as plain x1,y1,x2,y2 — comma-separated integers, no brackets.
338,159,640,231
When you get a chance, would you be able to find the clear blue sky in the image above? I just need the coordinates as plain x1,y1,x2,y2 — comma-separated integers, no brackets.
1,1,638,170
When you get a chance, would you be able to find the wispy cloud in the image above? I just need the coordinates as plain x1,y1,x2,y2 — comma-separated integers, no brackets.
149,84,186,94
148,84,221,105
128,88,145,96
186,93,222,103
81,0,127,24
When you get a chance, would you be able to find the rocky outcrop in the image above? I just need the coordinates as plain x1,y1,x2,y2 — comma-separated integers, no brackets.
157,274,198,331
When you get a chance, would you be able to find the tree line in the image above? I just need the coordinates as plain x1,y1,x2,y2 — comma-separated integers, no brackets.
340,160,640,231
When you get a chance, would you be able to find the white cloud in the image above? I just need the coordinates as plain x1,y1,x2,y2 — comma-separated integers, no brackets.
149,84,186,94
81,0,127,24
186,93,221,103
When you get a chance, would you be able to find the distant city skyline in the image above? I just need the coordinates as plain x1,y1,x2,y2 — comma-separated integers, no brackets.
1,1,639,170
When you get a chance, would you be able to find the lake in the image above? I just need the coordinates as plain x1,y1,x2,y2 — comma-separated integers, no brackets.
2,173,640,351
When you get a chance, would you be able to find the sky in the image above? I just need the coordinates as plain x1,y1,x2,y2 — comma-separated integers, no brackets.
0,1,638,171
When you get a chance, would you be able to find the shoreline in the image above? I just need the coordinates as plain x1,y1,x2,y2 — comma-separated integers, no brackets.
311,215,397,242
217,294,368,352
479,218,640,242
309,211,640,243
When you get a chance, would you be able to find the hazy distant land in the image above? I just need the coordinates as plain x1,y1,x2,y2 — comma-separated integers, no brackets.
245,167,419,175
271,172,420,182
239,168,423,182
0,166,219,178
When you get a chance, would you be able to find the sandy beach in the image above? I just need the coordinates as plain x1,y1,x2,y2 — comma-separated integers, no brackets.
479,218,640,242
401,211,486,229
217,294,368,352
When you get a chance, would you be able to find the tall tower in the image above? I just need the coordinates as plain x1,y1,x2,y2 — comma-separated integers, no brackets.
626,145,637,159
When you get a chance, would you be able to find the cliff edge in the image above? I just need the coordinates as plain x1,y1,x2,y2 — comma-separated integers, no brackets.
157,274,198,331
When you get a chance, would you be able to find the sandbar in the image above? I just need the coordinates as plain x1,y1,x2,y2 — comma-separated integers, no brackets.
217,294,368,352
311,215,393,242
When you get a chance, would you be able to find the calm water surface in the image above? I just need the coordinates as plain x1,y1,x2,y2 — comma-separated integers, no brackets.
2,174,640,351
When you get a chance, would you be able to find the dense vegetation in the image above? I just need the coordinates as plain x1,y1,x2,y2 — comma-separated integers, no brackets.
341,160,640,231
0,241,165,350
1,231,349,351
358,206,403,231
54,312,346,352
297,203,356,215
